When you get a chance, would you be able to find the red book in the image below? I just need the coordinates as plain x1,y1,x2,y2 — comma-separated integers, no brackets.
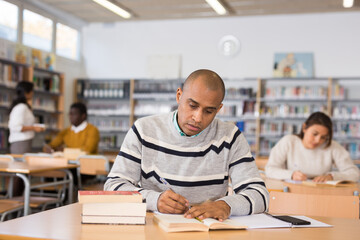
78,191,142,203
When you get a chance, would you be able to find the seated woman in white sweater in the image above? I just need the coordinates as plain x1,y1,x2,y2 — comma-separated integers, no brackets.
265,112,360,182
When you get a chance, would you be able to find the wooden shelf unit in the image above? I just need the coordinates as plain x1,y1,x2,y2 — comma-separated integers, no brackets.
75,77,360,162
0,58,64,153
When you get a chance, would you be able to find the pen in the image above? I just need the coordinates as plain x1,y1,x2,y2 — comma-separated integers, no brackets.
159,177,175,192
189,205,204,223
160,177,202,222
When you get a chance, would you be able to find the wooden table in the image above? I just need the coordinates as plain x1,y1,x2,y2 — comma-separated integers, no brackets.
0,161,78,215
0,203,359,240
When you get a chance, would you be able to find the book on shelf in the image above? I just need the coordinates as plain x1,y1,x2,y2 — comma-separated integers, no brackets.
15,43,29,64
31,48,42,68
82,202,146,216
43,52,56,70
81,215,146,225
78,190,143,203
154,213,332,232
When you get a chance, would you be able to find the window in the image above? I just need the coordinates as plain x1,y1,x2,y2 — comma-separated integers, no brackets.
56,22,79,60
0,0,18,42
23,9,52,52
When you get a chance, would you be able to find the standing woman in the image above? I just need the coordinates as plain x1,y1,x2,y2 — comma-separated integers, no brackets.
265,112,360,182
8,81,44,154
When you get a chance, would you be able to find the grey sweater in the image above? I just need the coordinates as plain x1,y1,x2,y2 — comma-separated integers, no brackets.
104,111,269,216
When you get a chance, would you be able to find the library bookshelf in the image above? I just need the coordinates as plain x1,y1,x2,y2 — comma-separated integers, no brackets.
255,77,360,162
0,57,64,153
75,77,360,164
75,79,182,154
75,79,133,154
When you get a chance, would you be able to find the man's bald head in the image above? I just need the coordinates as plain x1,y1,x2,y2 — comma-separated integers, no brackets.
183,69,225,102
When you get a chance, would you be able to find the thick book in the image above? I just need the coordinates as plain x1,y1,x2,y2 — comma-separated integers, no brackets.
78,191,142,203
153,214,247,232
81,215,145,225
82,202,146,217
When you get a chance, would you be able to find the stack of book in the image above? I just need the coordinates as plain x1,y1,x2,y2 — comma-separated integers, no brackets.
78,190,146,225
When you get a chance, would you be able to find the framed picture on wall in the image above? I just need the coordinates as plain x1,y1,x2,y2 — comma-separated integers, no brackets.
273,52,314,78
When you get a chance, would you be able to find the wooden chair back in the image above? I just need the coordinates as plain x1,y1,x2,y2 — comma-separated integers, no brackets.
77,155,109,175
64,148,86,161
269,191,359,219
75,155,109,190
0,155,14,163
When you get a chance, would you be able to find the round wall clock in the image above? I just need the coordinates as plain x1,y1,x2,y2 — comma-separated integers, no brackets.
218,35,241,57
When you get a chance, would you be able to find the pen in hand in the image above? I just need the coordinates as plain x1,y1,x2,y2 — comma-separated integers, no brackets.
160,177,175,192
159,177,194,214
160,177,202,222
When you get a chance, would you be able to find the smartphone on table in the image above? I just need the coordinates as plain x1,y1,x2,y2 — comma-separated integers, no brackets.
272,215,311,225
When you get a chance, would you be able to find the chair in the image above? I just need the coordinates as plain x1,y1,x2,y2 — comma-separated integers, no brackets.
75,155,110,190
0,155,24,221
63,148,86,161
12,153,70,211
269,191,359,219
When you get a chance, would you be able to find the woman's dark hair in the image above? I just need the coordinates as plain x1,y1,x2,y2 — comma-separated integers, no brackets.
297,111,333,148
9,81,34,113
70,102,87,118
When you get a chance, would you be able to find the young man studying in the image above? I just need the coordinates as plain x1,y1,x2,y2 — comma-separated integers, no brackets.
43,102,100,154
105,69,269,221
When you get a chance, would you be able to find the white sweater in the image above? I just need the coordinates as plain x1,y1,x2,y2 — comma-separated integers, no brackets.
8,103,35,143
265,135,360,181
105,112,269,215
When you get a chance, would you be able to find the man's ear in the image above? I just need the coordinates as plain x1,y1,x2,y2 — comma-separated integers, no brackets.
81,113,87,121
216,103,223,113
176,88,183,103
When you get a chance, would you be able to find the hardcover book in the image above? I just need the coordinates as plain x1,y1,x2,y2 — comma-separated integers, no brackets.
82,202,146,216
81,215,146,225
78,190,143,203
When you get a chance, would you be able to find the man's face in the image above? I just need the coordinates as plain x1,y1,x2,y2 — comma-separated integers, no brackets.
69,107,85,127
176,78,223,136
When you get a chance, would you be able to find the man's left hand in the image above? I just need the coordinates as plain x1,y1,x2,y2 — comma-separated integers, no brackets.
184,200,230,221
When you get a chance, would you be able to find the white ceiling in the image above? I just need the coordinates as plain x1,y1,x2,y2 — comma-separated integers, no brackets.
35,0,360,22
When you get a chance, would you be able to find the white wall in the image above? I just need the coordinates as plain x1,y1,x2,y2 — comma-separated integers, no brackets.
82,12,360,79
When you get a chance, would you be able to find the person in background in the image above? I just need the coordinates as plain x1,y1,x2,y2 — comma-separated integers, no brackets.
8,81,45,196
43,102,99,154
265,111,360,182
8,81,45,154
105,69,269,221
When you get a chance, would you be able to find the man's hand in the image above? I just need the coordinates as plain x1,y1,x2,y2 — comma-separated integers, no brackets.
184,200,231,221
313,174,333,182
292,171,307,181
157,190,189,214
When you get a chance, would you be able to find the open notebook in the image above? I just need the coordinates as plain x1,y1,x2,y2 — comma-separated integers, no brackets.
285,179,357,187
301,180,357,187
154,213,332,232
154,214,246,232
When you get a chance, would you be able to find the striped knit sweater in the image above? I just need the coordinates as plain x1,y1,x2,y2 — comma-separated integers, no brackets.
104,111,269,216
